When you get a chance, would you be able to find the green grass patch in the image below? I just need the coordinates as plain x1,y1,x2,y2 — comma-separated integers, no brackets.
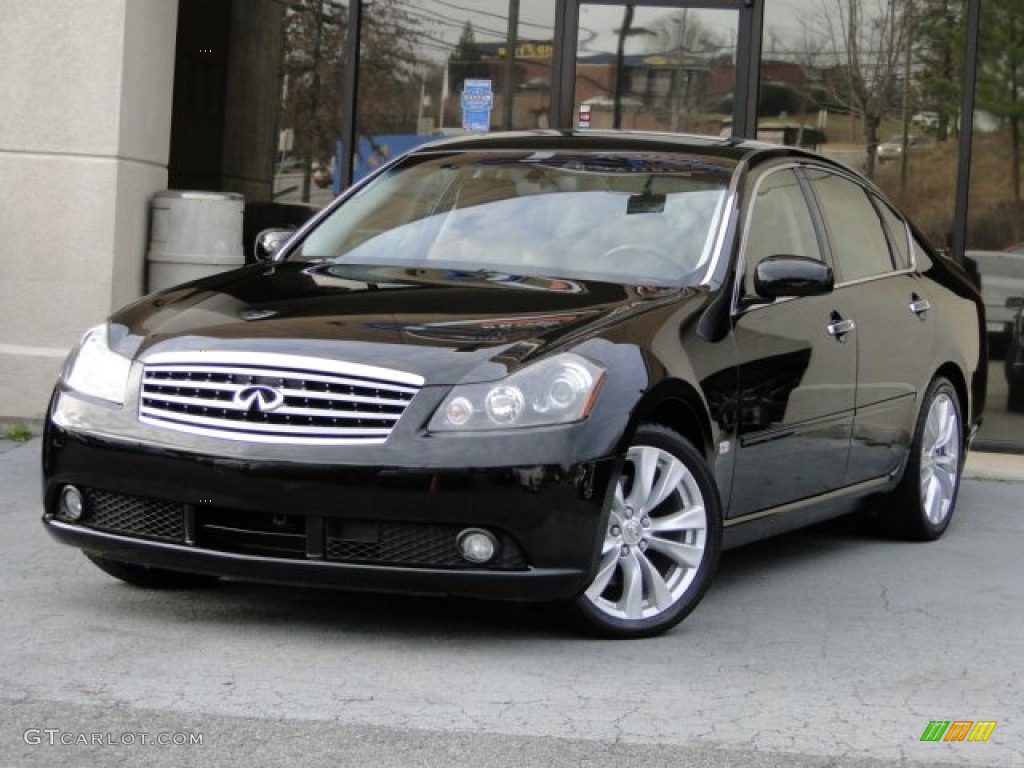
3,424,33,442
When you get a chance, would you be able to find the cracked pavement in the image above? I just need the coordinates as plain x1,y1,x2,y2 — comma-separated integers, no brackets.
1,438,1020,767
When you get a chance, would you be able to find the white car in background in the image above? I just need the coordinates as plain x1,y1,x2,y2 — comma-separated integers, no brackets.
875,135,924,164
912,112,940,130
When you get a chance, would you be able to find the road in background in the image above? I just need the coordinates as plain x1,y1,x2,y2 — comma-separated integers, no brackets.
2,439,1020,767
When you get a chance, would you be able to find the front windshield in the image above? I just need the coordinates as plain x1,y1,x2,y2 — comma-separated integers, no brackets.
296,149,733,286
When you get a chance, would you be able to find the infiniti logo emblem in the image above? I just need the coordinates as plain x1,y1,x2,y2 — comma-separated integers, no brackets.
234,385,285,413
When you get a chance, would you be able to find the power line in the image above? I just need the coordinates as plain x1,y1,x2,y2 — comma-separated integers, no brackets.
402,6,509,40
419,0,553,33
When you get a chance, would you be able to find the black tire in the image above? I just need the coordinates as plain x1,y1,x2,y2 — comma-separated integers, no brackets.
554,425,722,639
882,377,964,541
86,554,220,590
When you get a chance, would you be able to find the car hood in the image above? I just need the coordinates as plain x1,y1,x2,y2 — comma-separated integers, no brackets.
110,262,701,385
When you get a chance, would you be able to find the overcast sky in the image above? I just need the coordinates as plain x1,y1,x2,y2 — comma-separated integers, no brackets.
410,0,806,60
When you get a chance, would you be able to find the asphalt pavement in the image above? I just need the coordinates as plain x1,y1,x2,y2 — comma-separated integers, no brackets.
1,438,1021,767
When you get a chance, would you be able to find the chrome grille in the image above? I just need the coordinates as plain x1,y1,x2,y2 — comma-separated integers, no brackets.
138,351,423,444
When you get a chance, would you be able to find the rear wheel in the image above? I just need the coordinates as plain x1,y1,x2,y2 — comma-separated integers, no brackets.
86,554,220,589
560,425,722,639
883,377,964,540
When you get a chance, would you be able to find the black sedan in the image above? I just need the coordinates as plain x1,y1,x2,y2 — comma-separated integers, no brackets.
42,131,986,638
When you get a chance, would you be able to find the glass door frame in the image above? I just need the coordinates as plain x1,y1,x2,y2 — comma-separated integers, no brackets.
549,0,763,137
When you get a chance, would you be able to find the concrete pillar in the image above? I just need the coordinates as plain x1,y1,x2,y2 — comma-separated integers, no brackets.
168,0,282,202
221,0,285,202
0,0,178,420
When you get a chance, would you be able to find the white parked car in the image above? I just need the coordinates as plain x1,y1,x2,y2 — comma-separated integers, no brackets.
912,112,940,130
875,135,924,164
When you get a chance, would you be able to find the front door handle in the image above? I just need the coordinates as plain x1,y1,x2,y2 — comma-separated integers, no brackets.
826,311,855,342
909,293,931,319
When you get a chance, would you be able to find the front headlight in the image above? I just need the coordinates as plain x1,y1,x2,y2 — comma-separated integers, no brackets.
63,324,133,405
428,353,606,432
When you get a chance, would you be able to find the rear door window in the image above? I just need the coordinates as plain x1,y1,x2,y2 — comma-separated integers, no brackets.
803,168,894,282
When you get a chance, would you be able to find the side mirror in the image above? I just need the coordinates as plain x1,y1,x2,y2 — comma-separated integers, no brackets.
254,227,296,263
1007,296,1024,309
754,255,834,300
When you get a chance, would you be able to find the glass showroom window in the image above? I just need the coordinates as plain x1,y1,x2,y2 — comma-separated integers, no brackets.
275,0,350,207
966,0,1024,446
756,0,1024,450
757,0,963,245
572,3,742,136
353,1,557,183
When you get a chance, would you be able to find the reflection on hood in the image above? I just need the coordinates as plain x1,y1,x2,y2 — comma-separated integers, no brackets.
363,312,600,344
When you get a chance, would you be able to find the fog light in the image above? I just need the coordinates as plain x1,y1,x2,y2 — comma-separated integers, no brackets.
61,485,84,521
457,528,497,564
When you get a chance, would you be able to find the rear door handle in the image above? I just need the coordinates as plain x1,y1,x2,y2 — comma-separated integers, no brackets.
826,311,855,342
909,294,931,319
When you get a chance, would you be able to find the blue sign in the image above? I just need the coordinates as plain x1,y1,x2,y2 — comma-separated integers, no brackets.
461,78,493,133
337,134,438,189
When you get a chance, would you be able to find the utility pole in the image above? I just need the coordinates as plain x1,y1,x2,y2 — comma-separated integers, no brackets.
613,5,635,130
502,0,520,129
900,0,914,195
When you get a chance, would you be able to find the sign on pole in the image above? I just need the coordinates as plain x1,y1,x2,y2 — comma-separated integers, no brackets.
461,79,493,133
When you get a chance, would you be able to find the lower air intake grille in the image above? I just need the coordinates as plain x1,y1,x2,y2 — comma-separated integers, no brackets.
63,489,529,571
325,521,528,569
83,489,185,543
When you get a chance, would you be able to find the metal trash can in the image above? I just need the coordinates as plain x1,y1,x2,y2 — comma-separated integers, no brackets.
147,190,245,292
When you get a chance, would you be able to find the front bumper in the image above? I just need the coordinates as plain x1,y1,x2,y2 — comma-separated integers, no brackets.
43,427,618,602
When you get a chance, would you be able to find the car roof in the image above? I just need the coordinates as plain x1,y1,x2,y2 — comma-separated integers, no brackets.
407,129,836,170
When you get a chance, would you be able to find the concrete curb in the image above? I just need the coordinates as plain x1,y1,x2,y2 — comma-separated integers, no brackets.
964,451,1024,481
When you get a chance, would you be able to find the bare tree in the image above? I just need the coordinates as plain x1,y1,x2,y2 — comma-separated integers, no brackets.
764,24,831,145
915,0,962,142
355,0,426,137
648,9,721,55
978,0,1024,203
809,0,908,177
280,0,429,201
644,9,723,131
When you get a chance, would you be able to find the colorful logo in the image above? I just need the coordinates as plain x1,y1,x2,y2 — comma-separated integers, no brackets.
920,720,997,742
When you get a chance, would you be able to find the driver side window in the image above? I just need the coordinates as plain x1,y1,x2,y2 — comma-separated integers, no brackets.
742,169,822,297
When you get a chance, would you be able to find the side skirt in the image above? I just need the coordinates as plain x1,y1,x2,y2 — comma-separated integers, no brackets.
722,476,894,550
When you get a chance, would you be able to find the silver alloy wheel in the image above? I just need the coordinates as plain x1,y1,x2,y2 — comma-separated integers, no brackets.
919,392,961,525
584,444,708,621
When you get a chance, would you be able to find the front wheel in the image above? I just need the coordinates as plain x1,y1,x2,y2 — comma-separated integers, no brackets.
883,377,964,541
560,425,722,639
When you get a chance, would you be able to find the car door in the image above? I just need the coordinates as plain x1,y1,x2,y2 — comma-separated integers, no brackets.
728,166,856,517
802,168,935,483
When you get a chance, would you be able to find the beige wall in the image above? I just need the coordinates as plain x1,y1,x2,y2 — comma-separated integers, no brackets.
0,0,178,420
